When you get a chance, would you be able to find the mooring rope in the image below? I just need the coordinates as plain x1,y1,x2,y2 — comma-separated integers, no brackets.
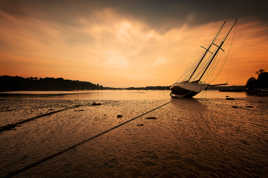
0,105,83,133
5,101,171,178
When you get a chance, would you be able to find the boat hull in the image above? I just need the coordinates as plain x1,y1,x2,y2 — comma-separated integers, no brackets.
170,82,207,98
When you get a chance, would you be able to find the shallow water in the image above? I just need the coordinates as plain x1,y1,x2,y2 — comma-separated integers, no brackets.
0,89,247,100
0,90,267,177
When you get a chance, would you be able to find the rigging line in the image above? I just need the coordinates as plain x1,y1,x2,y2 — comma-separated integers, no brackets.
198,19,237,82
202,49,222,82
208,22,237,83
209,32,234,83
0,105,82,134
204,30,234,83
187,21,226,82
5,101,171,178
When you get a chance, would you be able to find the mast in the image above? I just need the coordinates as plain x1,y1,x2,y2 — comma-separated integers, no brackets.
197,19,237,82
187,21,226,82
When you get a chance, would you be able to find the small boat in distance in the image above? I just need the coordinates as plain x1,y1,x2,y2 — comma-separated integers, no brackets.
170,19,237,98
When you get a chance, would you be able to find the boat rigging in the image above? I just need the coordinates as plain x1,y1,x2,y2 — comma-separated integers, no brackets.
170,19,237,98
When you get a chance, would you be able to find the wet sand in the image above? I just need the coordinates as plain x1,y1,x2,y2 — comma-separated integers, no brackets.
0,90,267,177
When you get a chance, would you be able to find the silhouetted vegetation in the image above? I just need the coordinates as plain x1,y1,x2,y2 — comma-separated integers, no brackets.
0,76,171,92
246,69,268,96
208,85,246,92
0,76,103,91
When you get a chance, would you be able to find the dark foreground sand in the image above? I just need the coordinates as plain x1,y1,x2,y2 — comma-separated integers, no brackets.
0,90,267,177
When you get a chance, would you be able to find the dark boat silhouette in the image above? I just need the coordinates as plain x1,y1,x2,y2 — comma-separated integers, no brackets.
170,19,237,98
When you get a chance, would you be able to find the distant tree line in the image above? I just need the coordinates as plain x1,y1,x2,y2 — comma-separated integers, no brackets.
0,76,171,92
0,76,103,91
246,69,268,95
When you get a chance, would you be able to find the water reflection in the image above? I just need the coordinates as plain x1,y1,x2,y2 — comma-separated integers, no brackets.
170,98,206,111
0,90,267,177
0,90,248,101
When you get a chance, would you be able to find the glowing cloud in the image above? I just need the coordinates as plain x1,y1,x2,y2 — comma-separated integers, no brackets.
0,6,268,87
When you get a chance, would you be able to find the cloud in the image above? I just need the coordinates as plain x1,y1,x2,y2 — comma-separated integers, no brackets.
1,0,268,32
0,2,267,86
153,57,167,66
105,51,129,68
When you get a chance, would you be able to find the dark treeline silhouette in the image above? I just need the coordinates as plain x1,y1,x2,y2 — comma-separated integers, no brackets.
211,85,246,92
0,76,103,91
0,75,170,92
246,69,268,95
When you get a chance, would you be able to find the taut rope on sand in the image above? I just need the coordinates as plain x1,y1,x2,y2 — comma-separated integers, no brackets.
5,101,170,178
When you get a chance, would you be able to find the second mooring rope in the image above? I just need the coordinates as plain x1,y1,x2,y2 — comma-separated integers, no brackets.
5,101,171,178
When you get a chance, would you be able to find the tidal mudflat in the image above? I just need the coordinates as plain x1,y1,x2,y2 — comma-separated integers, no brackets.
0,90,267,177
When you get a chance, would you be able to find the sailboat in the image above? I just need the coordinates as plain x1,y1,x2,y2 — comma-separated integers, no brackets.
170,19,237,98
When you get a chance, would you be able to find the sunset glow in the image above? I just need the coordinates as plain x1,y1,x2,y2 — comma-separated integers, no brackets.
0,1,268,87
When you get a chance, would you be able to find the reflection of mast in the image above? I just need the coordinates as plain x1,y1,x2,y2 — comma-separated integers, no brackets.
187,21,226,82
198,19,237,82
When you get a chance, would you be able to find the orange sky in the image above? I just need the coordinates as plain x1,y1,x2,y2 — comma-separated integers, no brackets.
0,7,268,87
